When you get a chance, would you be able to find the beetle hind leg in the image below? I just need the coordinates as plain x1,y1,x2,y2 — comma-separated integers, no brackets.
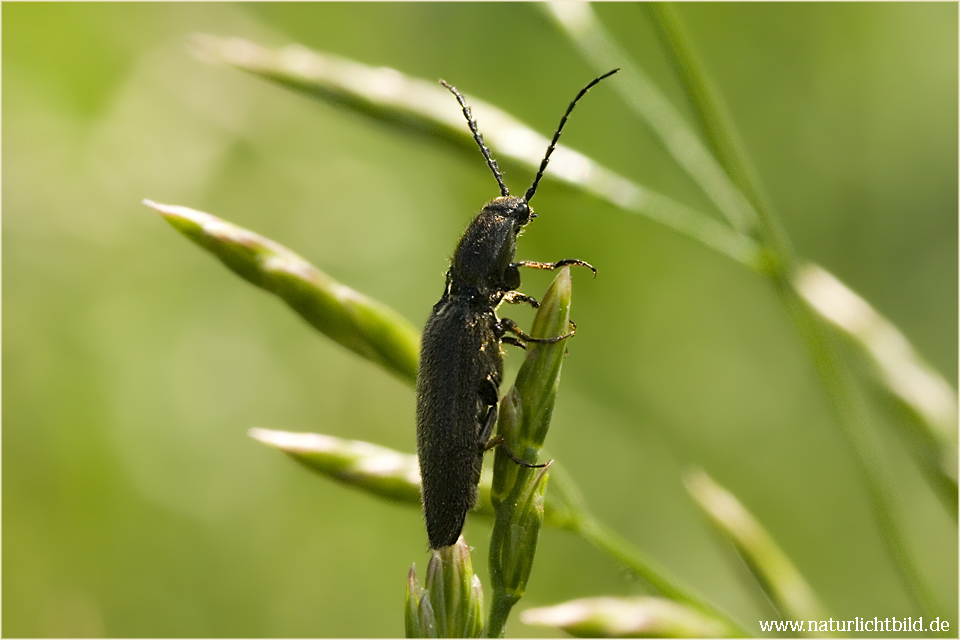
501,335,526,350
482,434,548,469
478,406,547,469
478,402,498,445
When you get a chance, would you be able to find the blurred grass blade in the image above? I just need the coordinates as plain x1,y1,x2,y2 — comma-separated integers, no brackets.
571,513,751,637
644,2,958,518
187,34,762,270
795,264,958,515
683,469,830,629
251,429,751,636
781,286,946,620
644,2,794,261
520,596,737,638
247,428,617,531
144,199,420,385
544,2,759,237
249,428,495,519
645,2,759,200
250,428,421,506
543,464,750,635
547,1,951,612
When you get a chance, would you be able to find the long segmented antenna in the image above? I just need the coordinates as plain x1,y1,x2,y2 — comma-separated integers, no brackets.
524,68,619,204
440,79,510,197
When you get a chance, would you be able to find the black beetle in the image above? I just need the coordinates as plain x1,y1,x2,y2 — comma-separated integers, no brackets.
416,70,618,549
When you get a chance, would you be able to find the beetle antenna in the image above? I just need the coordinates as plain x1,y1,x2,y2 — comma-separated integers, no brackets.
524,69,619,204
440,79,510,197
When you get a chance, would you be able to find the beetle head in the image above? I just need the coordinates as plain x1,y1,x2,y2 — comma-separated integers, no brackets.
483,195,535,228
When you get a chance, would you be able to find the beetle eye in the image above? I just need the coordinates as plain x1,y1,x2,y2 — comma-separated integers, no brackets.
517,203,533,224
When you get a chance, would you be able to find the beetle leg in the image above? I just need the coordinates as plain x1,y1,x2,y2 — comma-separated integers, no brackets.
499,317,575,344
496,321,528,349
512,259,597,277
482,434,548,469
485,434,548,468
503,290,540,309
479,375,499,407
503,263,522,291
501,336,526,350
479,405,498,445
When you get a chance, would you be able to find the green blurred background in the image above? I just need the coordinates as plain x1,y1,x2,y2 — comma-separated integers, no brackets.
4,3,956,637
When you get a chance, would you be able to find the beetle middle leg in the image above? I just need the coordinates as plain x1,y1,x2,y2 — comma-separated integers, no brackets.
498,317,576,345
499,294,541,350
503,290,540,309
501,335,527,350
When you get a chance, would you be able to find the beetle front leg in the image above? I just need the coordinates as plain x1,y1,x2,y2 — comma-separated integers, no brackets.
512,259,597,277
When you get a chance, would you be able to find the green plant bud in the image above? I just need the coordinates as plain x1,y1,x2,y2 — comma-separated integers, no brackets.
512,267,572,449
425,553,447,634
497,463,550,599
406,565,427,638
465,575,484,639
417,591,437,638
492,268,572,504
405,563,441,638
491,389,523,502
520,596,734,638
486,268,575,637
413,537,484,638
